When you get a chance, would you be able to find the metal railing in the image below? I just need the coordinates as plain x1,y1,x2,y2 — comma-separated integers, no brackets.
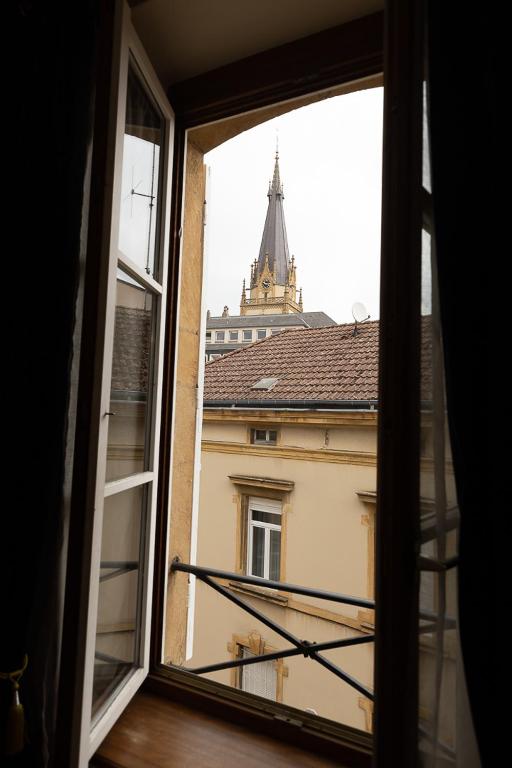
170,558,375,701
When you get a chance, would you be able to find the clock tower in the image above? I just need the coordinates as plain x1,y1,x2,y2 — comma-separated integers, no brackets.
240,151,303,316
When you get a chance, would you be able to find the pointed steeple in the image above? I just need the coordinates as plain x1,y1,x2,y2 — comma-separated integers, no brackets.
257,151,290,285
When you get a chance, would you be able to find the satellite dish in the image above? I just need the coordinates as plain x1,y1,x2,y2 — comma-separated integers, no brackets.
351,302,370,336
352,302,369,323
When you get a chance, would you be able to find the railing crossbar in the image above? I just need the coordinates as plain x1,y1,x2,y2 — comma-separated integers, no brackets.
184,634,375,676
200,573,303,650
171,559,374,609
171,561,375,701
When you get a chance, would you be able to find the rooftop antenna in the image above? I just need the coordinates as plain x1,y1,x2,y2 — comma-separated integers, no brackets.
352,302,370,336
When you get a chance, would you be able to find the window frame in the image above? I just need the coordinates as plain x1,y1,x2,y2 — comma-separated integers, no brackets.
250,427,278,445
246,497,282,581
242,329,253,343
145,14,384,764
229,330,239,342
215,330,225,342
62,3,175,764
72,7,393,766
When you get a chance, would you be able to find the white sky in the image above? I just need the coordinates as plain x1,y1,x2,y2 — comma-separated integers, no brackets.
203,86,383,325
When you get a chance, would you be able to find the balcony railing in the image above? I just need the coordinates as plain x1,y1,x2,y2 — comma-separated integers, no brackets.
170,558,375,701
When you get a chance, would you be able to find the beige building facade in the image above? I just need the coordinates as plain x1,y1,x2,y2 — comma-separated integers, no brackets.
176,321,382,732
186,406,377,732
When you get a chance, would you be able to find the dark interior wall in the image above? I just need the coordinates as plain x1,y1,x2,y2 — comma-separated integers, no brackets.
3,2,99,764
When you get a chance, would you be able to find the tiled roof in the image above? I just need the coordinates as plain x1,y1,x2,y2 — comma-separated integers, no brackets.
207,311,336,330
204,321,380,403
111,306,151,395
204,317,433,405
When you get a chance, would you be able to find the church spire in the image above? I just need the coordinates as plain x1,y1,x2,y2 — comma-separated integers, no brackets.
258,151,290,285
240,149,302,316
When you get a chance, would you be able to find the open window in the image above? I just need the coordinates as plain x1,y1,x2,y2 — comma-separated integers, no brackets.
41,2,486,767
64,4,175,763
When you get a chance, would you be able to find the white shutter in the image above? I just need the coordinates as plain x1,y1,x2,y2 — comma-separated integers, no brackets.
241,648,277,701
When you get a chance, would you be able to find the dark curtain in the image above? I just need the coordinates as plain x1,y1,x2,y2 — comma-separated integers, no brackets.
427,4,495,764
2,2,98,765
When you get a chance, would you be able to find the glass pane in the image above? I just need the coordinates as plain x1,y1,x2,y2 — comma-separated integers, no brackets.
269,529,281,581
418,89,460,766
106,269,155,482
422,82,431,194
251,525,265,578
92,485,146,718
118,65,163,279
251,509,280,525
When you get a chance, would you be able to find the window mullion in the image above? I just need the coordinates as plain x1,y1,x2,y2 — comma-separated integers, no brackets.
264,527,270,580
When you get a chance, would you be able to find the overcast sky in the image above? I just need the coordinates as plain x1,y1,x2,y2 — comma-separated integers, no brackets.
203,87,383,325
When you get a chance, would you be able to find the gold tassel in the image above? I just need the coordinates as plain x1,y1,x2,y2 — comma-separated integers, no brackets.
5,682,25,755
1,654,28,756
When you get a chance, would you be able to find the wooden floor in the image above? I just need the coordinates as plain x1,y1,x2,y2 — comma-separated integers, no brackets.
93,691,351,768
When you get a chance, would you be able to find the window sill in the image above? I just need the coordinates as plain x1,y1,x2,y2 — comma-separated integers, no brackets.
93,672,372,768
228,580,289,606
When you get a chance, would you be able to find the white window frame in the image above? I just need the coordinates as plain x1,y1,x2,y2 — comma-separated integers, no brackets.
257,328,267,339
251,428,278,445
215,330,225,342
243,329,253,342
247,497,282,581
75,3,174,764
229,329,239,342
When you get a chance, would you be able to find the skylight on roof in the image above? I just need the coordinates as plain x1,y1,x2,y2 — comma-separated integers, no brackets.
252,377,279,391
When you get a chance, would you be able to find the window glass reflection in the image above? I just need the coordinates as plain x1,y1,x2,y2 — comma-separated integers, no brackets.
118,65,163,279
106,270,155,482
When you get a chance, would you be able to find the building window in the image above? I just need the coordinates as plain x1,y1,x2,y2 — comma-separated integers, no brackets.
239,647,277,700
206,331,211,342
257,329,266,339
250,428,277,445
215,331,225,342
270,328,282,335
247,497,281,580
227,631,287,703
229,330,239,342
243,329,253,342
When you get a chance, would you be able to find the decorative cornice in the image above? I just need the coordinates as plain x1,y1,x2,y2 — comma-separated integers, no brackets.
228,473,294,493
205,440,377,467
203,409,378,428
356,490,377,505
217,578,372,634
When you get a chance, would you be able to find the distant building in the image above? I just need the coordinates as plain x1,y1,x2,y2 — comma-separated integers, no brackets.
187,321,380,731
205,152,336,360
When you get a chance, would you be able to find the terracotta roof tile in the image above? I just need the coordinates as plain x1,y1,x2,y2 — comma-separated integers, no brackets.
204,318,433,404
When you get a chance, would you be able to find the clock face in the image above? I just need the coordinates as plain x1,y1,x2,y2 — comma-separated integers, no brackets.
262,278,271,289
